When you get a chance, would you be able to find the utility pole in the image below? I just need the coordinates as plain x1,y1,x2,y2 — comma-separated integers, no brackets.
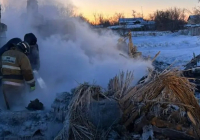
0,3,1,23
27,0,38,15
141,6,143,18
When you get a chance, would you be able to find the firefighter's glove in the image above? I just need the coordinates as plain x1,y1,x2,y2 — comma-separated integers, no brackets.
30,86,35,92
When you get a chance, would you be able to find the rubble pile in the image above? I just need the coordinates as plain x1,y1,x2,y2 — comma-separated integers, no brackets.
182,53,200,92
53,69,200,140
0,93,73,139
184,53,200,70
0,69,199,140
118,70,200,140
0,110,50,139
152,60,170,71
54,84,122,140
51,92,72,122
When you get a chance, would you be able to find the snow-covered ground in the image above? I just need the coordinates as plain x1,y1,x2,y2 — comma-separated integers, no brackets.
1,0,200,139
131,32,200,69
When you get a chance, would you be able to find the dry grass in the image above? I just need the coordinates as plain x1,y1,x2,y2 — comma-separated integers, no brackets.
68,84,105,140
54,72,134,140
108,71,134,99
120,69,200,137
55,68,200,139
55,84,105,140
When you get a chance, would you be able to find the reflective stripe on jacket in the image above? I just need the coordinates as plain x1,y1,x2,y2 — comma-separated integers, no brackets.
1,49,35,86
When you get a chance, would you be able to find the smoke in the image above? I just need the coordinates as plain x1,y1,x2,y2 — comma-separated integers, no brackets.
0,0,153,110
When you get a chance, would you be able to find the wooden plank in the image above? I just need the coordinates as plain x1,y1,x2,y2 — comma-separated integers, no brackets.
124,111,139,127
152,126,195,140
119,86,137,104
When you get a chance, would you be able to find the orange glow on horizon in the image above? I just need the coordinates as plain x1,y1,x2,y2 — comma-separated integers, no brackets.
78,9,191,22
77,10,152,22
73,0,198,22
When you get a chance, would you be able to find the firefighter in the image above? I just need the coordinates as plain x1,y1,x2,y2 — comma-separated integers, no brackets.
0,38,23,85
0,38,22,56
1,41,35,109
24,33,40,71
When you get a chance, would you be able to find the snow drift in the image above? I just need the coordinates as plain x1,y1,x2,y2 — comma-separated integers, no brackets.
0,0,153,110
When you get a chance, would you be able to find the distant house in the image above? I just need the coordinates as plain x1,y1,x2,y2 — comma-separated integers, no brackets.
107,24,144,30
118,18,145,31
118,18,145,25
107,17,155,33
187,15,200,24
185,15,200,36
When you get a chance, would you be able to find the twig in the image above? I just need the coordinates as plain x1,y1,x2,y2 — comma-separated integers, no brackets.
119,53,129,59
152,51,161,62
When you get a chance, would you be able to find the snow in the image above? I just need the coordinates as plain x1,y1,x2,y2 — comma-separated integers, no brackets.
0,92,71,139
131,31,171,36
0,30,199,139
185,24,200,27
108,24,144,29
1,0,200,139
131,32,200,69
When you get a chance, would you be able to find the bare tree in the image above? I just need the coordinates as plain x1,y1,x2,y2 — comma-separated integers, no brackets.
148,13,155,20
59,4,76,17
193,6,200,15
180,8,187,21
76,14,91,24
93,12,98,25
116,13,125,18
110,12,125,25
132,10,136,18
154,7,186,31
137,13,142,18
98,13,104,24
132,10,143,18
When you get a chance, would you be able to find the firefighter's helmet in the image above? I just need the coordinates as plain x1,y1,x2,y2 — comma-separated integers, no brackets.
17,41,31,54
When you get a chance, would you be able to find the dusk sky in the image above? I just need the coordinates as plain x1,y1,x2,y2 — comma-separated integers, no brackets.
73,0,199,21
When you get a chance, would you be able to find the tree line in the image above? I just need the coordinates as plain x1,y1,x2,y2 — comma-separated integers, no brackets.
70,6,200,31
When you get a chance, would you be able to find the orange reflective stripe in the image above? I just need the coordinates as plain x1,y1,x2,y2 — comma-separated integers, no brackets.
2,65,21,70
3,81,23,86
26,78,35,84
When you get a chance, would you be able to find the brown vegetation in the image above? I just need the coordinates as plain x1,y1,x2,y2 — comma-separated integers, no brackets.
153,7,187,31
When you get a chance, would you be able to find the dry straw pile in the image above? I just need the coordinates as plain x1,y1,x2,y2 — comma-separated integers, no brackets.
118,69,200,139
55,69,200,140
55,84,107,140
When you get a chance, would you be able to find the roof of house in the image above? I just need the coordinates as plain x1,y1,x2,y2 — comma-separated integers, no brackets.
108,24,144,29
119,18,144,23
188,15,200,21
184,24,200,27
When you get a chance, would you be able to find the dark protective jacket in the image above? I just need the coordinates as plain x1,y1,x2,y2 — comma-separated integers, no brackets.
27,44,40,70
0,38,22,56
24,33,37,45
24,33,40,70
27,44,40,71
1,47,35,87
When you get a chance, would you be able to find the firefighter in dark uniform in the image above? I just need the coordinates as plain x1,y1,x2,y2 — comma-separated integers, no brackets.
0,41,35,109
24,33,40,71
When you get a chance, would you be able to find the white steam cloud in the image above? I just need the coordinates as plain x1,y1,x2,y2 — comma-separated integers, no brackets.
0,0,153,110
